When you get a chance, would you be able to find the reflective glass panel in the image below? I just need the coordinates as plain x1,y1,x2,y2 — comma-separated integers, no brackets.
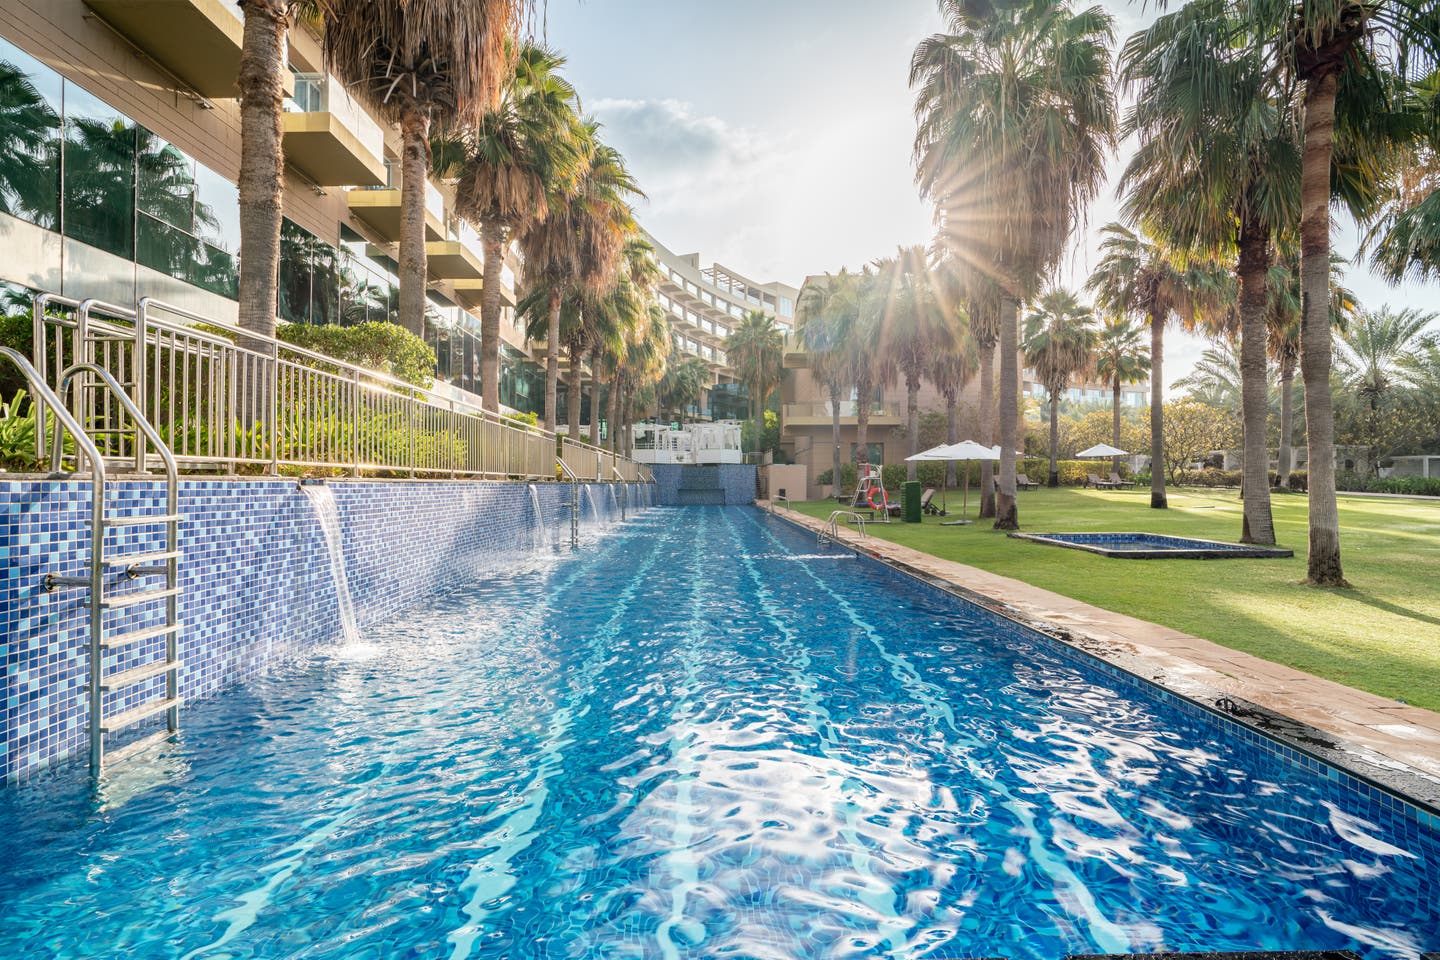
62,84,136,259
137,129,194,232
0,38,61,230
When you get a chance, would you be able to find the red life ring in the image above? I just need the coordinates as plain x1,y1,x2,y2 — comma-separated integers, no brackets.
867,487,885,510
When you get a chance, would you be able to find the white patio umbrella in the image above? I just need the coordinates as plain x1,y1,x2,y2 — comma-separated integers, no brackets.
938,440,1001,524
905,444,957,514
1075,443,1128,458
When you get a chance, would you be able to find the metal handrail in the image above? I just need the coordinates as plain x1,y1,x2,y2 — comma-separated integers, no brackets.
557,458,580,547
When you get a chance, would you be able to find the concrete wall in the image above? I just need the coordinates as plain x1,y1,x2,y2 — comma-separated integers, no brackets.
0,477,653,782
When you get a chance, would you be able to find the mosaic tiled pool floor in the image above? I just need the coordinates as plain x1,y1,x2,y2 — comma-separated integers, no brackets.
0,507,1436,958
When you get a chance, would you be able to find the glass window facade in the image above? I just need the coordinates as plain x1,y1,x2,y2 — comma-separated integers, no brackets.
0,40,61,231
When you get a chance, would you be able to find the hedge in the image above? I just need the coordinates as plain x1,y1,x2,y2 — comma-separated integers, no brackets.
1337,472,1440,497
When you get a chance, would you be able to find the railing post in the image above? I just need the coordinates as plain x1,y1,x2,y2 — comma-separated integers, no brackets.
351,368,361,477
132,302,148,473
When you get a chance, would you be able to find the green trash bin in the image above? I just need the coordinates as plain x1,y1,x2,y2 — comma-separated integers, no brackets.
902,480,923,523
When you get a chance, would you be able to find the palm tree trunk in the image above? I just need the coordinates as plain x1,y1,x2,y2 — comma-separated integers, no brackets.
994,296,1019,529
567,341,583,443
1111,376,1122,475
1278,360,1295,488
235,0,287,425
609,374,622,454
478,221,506,411
945,391,958,489
588,345,601,444
1047,391,1060,487
1237,223,1276,545
977,340,996,518
828,382,842,498
1148,307,1167,509
1300,71,1346,585
906,372,920,482
397,107,432,339
855,370,872,470
544,290,560,432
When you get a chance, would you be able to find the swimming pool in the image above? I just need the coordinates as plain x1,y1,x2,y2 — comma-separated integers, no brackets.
1010,532,1296,559
1,506,1435,958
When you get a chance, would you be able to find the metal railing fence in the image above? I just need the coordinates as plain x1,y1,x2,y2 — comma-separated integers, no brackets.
31,294,568,480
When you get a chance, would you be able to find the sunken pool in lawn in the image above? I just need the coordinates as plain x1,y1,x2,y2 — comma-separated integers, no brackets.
1,506,1434,959
1009,532,1296,559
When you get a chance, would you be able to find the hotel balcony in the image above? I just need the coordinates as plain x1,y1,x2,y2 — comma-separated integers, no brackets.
347,160,447,243
781,401,903,429
84,0,292,99
282,74,387,187
450,278,517,311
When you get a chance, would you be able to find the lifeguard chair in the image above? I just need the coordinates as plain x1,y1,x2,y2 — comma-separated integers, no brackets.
848,464,895,521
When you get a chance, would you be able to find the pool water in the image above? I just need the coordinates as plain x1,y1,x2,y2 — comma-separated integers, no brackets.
2,506,1435,959
1011,532,1295,559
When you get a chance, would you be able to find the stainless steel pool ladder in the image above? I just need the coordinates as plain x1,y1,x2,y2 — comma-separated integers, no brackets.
819,510,869,548
557,458,580,548
1,348,184,778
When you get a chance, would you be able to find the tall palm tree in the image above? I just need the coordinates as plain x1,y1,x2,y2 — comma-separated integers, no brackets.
939,257,1002,516
1186,0,1435,580
725,310,785,453
929,335,979,490
1119,6,1302,544
320,0,521,338
1093,316,1151,474
796,270,860,495
1175,338,1248,414
850,266,895,472
912,0,1116,529
1088,224,1229,509
1023,288,1099,487
873,246,962,481
236,0,314,348
450,42,581,412
1338,305,1437,406
660,354,710,426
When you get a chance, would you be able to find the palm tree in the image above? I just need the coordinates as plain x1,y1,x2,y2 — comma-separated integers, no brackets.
1119,6,1302,544
912,0,1116,529
1093,316,1150,474
450,43,581,412
235,0,314,348
1088,224,1229,509
320,0,521,338
929,336,979,490
1337,306,1438,467
1183,0,1435,580
660,354,710,426
850,266,895,472
873,246,961,482
939,258,1002,517
1175,339,1248,414
796,270,860,496
725,310,785,454
1023,288,1099,487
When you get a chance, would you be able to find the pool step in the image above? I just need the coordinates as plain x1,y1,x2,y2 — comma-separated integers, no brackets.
101,728,176,767
100,696,179,734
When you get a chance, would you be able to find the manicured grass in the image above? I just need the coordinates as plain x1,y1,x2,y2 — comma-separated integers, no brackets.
789,486,1440,712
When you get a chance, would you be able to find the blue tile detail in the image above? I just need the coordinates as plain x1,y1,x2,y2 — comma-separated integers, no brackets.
0,478,651,782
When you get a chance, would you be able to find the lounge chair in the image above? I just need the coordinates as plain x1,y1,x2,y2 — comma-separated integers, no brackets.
1015,473,1040,491
921,487,946,516
1108,472,1135,489
1085,473,1119,490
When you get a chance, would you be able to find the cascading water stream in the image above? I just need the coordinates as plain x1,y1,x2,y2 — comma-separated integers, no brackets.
606,486,619,521
527,484,550,555
299,483,361,645
583,486,602,530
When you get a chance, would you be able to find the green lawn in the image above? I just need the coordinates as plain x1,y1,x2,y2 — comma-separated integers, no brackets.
788,486,1440,712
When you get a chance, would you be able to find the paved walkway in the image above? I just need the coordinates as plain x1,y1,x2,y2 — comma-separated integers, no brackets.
765,502,1440,802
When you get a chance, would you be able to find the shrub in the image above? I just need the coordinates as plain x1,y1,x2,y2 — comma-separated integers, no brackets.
1270,470,1308,492
1336,472,1440,497
1175,468,1242,487
504,410,540,429
816,461,858,492
1020,458,1123,486
278,321,435,388
0,389,72,471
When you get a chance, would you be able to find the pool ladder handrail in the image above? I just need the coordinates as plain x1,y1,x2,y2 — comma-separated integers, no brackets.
611,467,629,521
557,459,580,548
2,347,184,779
819,510,869,548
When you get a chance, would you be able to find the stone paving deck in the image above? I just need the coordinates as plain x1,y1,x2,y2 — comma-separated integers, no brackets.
764,502,1440,809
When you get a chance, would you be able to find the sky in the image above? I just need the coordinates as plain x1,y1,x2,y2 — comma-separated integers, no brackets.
537,0,1437,394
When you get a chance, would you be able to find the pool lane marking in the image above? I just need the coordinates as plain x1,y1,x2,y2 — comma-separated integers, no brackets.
654,508,714,960
445,515,672,960
175,497,643,960
737,509,1133,954
178,802,362,960
717,508,917,956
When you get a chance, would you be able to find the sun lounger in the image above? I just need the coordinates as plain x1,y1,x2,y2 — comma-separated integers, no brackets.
1015,473,1040,491
921,487,946,516
1108,472,1135,489
1085,473,1119,490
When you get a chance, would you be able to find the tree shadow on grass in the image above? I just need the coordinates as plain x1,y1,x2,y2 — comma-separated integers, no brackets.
1337,590,1440,630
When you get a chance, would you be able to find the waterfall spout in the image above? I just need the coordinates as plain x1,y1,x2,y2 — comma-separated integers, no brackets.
300,484,361,645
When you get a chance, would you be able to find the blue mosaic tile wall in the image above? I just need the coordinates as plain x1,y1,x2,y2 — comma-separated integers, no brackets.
0,478,650,782
652,464,756,505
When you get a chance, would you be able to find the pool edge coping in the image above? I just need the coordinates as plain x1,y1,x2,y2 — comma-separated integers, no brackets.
762,503,1440,824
